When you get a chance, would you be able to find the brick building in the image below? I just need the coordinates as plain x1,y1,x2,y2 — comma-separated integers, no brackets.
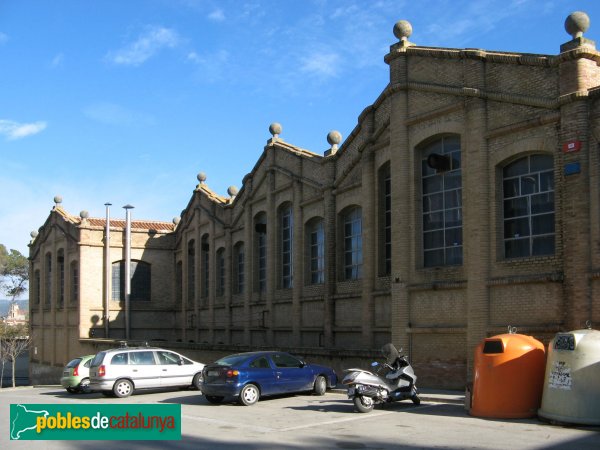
29,12,600,388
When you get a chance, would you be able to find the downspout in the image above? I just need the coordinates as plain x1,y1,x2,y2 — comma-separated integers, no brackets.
123,204,134,340
104,203,112,338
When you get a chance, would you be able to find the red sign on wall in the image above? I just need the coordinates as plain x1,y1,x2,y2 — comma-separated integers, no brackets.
563,140,582,153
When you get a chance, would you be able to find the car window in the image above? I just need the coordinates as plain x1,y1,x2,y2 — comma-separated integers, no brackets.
157,351,180,365
181,357,193,365
83,359,92,368
249,357,271,369
130,351,156,365
271,353,302,368
216,354,251,366
111,353,129,365
66,358,82,368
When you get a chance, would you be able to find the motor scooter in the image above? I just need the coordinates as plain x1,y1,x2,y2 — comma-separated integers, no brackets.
342,343,420,413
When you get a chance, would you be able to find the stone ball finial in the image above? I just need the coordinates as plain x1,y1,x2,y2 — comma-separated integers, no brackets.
197,172,207,183
30,230,39,238
227,185,239,197
393,20,413,41
173,216,181,225
54,195,63,205
327,130,342,147
269,122,282,137
565,11,590,39
80,210,89,219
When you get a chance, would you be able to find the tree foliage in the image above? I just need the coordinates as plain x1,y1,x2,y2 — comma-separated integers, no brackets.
0,245,29,302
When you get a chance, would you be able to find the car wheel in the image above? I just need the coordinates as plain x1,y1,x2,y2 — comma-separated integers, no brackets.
66,387,78,394
313,375,327,396
192,373,203,391
238,384,260,406
113,379,134,398
78,378,90,393
205,395,224,404
353,395,375,413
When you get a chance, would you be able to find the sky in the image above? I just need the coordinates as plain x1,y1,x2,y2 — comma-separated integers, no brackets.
1,0,599,258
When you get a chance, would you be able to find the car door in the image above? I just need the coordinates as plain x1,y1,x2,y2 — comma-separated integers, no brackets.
156,350,191,387
246,356,277,396
270,353,312,393
128,350,162,388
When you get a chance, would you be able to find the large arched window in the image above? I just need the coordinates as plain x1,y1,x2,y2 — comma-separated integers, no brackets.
45,252,52,307
187,240,195,306
503,154,554,258
112,260,151,302
34,269,41,304
342,206,363,280
57,249,65,308
234,242,245,295
279,203,293,289
216,247,225,297
306,217,324,285
70,261,79,304
378,162,391,276
176,261,183,305
421,135,462,267
201,235,209,299
254,212,267,293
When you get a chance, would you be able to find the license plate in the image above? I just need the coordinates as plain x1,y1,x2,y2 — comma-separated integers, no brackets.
207,370,220,377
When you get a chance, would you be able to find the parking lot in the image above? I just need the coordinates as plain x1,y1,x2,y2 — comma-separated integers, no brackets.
2,386,599,449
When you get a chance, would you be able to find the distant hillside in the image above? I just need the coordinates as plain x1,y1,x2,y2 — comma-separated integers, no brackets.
0,299,29,317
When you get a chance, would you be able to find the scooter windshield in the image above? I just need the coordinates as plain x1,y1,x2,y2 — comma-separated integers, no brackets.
381,343,399,365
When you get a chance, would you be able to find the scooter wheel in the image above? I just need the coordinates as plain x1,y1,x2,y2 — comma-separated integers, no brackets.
411,394,421,405
353,395,375,413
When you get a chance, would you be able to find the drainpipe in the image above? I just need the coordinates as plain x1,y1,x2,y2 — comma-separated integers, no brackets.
104,203,112,338
123,204,134,340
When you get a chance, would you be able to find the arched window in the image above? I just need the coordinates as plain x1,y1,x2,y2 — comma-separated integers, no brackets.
279,203,293,289
378,162,391,276
421,135,462,267
70,261,79,304
112,260,151,302
254,212,267,293
187,240,195,305
201,235,209,299
216,247,225,297
342,207,363,280
45,252,52,307
306,218,324,285
57,249,65,308
176,261,183,305
234,242,245,295
34,269,41,304
503,154,554,258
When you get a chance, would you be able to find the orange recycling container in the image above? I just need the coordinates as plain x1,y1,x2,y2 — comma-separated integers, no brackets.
470,331,546,418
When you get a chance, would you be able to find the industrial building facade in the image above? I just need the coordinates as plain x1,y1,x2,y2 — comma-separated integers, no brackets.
29,13,600,388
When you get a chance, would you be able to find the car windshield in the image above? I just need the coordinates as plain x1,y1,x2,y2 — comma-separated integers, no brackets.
214,354,253,366
66,358,82,368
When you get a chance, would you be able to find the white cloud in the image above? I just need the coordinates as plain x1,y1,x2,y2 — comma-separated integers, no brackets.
51,53,64,68
0,120,47,140
83,102,156,126
106,26,180,66
300,52,341,78
208,9,225,22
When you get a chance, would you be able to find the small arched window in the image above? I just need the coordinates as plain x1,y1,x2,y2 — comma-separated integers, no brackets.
342,207,363,280
112,260,151,302
279,203,293,289
306,217,324,285
216,247,225,297
234,242,245,295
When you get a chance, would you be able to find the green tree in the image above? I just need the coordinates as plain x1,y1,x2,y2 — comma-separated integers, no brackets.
0,246,29,302
0,322,31,388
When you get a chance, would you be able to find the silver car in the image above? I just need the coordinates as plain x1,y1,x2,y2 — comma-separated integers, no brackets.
88,346,204,398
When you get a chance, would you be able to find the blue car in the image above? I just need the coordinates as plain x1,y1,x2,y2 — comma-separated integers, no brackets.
201,351,337,406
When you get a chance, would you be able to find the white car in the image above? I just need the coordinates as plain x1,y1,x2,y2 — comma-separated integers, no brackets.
88,345,204,398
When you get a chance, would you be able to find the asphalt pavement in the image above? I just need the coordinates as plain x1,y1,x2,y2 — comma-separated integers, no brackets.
2,386,599,449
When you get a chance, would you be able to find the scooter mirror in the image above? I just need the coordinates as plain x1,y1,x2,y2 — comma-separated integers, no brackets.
371,362,379,367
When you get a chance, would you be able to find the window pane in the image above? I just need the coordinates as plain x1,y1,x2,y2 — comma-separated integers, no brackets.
445,228,462,247
531,192,554,214
444,190,461,209
445,209,462,227
423,176,442,194
505,158,529,177
504,197,528,218
521,175,538,195
424,212,443,231
423,193,443,212
540,171,554,192
504,218,530,238
532,213,555,235
503,178,519,198
530,155,553,171
444,172,461,189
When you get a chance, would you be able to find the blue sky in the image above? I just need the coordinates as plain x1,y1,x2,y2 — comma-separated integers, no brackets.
1,0,599,257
